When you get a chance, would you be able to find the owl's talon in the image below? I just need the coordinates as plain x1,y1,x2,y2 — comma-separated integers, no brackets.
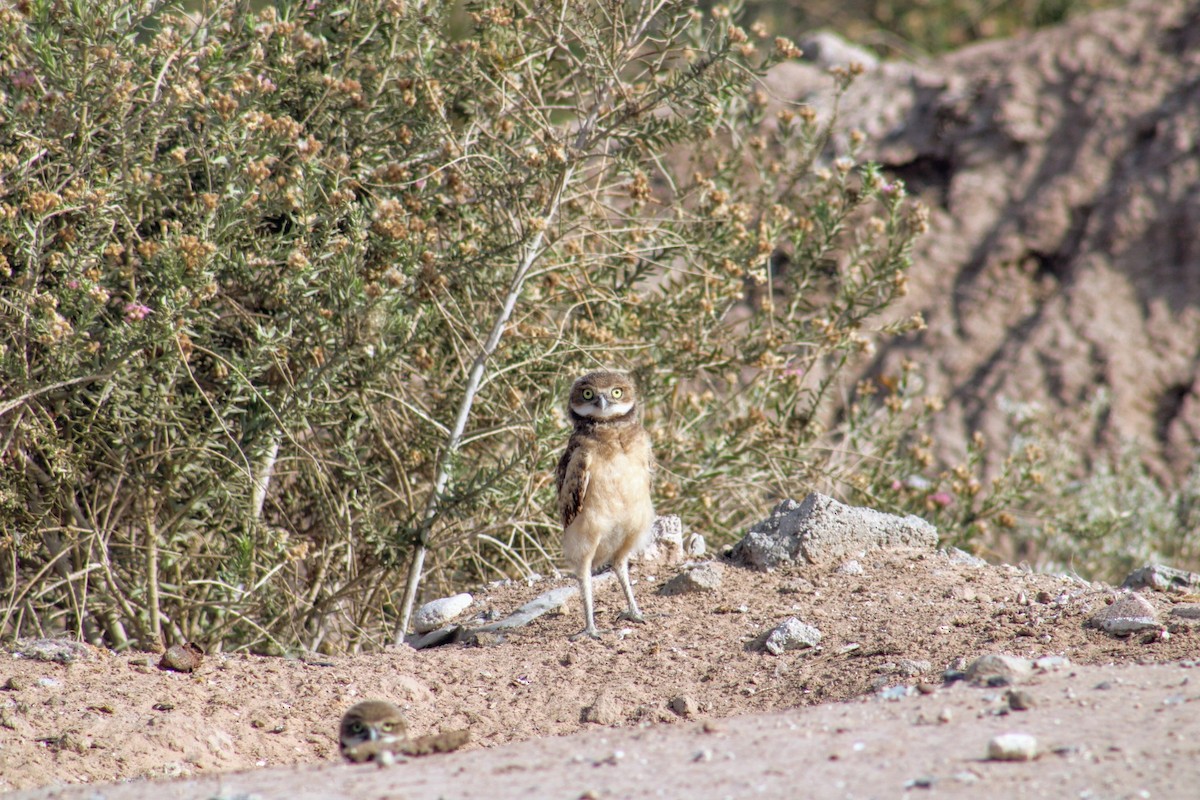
617,610,645,624
570,627,602,641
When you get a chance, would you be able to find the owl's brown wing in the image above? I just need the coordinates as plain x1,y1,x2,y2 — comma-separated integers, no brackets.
556,437,590,529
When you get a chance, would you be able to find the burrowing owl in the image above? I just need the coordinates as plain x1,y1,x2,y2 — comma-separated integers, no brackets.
339,700,470,763
556,370,655,640
339,700,408,763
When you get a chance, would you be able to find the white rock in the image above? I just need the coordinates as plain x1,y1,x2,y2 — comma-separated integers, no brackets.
639,515,686,564
413,593,473,633
987,733,1038,761
764,617,822,655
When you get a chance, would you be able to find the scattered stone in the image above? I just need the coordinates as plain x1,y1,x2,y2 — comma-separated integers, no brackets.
159,643,204,673
894,659,932,678
941,547,988,567
731,493,938,570
668,695,700,717
13,639,99,664
1122,564,1200,594
684,532,707,558
764,618,822,655
1005,690,1036,711
837,559,864,575
659,561,724,595
413,593,473,633
1033,655,1071,672
1170,604,1200,620
987,733,1038,762
965,654,1033,686
1087,592,1160,635
581,693,624,726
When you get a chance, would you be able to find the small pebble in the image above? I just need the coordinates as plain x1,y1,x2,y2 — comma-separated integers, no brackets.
1006,690,1036,711
987,733,1038,761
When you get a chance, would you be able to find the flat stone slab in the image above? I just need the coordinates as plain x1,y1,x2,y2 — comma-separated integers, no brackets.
1122,564,1200,594
473,574,616,634
732,492,938,570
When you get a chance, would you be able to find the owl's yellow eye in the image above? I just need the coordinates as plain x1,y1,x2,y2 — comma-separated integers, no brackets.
581,388,595,400
611,388,623,399
380,721,396,732
349,721,364,734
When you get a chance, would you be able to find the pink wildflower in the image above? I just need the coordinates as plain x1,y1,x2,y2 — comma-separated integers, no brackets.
929,491,953,507
123,302,152,322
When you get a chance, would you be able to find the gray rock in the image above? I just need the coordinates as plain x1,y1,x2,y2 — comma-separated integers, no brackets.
1170,604,1200,620
413,593,474,633
941,547,988,567
764,617,822,655
1087,592,1159,635
987,733,1038,762
1123,564,1200,594
965,654,1033,685
684,532,707,558
13,639,98,664
732,493,938,570
837,559,864,575
659,562,724,596
669,695,699,717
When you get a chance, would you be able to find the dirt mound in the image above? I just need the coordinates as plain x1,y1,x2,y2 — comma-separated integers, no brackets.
3,549,1196,796
775,0,1200,480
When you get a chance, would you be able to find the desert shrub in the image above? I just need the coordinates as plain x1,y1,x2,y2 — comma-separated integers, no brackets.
0,0,946,653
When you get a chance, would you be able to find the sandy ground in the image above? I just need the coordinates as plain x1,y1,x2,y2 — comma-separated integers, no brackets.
3,549,1199,798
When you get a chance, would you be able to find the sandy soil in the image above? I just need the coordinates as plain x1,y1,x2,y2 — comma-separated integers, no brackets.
3,550,1198,798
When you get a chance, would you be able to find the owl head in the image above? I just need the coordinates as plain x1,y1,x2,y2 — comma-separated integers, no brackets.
339,700,407,761
568,370,638,422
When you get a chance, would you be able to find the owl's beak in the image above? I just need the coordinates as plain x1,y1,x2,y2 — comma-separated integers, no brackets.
595,395,609,411
367,727,380,742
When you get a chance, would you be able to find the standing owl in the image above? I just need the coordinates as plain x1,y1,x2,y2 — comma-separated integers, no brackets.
555,370,655,640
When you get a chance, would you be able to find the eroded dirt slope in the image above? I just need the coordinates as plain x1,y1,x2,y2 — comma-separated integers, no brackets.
3,549,1196,795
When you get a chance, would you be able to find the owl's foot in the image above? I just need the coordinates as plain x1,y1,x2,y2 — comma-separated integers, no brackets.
617,609,646,624
569,626,603,641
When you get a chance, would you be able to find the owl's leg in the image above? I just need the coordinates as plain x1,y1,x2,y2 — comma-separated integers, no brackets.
570,557,602,640
614,558,645,624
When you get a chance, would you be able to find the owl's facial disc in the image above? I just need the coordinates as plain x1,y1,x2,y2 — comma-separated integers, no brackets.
573,394,634,419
